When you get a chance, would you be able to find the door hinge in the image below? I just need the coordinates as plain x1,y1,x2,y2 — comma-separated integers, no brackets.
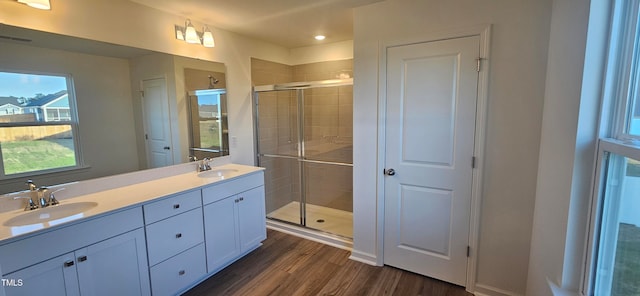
476,58,482,72
145,133,148,140
467,246,471,257
140,90,144,97
472,156,476,169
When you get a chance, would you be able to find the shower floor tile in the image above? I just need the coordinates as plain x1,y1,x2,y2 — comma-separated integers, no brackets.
268,201,353,238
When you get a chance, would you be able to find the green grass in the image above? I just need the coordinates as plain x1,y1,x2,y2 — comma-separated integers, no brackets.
2,139,76,175
199,121,221,149
612,223,640,296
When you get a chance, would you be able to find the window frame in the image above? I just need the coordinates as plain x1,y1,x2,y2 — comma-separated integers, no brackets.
0,69,84,179
583,0,640,294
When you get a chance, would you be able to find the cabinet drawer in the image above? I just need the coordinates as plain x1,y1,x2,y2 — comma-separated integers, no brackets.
144,189,202,224
146,208,204,266
150,243,206,296
202,172,264,205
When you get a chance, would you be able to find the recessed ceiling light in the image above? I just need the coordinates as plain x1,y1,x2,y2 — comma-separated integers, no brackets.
314,35,326,41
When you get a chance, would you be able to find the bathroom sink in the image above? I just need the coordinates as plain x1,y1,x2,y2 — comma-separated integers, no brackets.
198,168,239,178
3,201,98,227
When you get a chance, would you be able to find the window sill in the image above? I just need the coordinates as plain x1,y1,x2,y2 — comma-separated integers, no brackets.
0,165,92,183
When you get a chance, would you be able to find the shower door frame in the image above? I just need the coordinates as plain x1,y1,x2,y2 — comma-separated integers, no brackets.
253,78,353,233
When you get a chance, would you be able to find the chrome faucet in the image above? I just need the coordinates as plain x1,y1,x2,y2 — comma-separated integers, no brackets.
25,180,38,211
198,157,212,172
38,186,50,208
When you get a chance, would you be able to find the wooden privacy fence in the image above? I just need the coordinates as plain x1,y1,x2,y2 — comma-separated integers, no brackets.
0,125,72,141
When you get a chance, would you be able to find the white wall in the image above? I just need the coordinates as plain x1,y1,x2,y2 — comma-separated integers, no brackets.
0,0,291,167
0,43,140,193
527,0,609,295
289,40,354,65
353,0,552,294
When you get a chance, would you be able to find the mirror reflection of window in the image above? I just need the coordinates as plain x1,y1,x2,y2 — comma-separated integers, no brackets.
188,89,229,160
0,71,81,177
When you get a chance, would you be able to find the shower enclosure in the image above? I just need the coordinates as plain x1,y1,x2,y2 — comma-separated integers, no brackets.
254,79,353,238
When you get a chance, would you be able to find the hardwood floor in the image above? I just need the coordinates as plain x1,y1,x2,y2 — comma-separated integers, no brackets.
184,229,472,296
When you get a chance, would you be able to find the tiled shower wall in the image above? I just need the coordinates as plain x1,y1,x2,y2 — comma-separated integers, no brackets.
252,58,353,214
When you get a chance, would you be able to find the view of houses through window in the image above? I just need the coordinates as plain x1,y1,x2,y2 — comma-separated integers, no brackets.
0,71,79,176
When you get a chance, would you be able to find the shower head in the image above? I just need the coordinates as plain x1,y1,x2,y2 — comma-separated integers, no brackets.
208,75,219,89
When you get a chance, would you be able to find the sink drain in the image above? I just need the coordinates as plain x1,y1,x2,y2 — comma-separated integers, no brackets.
316,219,325,223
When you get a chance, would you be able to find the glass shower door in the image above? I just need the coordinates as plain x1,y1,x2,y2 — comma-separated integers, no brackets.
255,80,354,238
301,85,353,238
255,89,303,225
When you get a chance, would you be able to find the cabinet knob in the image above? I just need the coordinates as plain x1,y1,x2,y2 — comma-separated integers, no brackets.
78,256,88,262
178,270,186,276
64,260,75,267
176,233,182,239
173,204,180,209
239,197,244,201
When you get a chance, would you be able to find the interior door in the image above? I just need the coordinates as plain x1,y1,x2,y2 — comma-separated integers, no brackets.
383,36,479,286
142,78,174,168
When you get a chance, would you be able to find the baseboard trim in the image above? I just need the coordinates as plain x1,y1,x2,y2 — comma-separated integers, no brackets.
266,220,353,251
348,250,379,266
474,284,523,296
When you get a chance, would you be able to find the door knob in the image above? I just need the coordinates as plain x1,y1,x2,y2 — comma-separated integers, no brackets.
164,146,171,150
384,168,396,176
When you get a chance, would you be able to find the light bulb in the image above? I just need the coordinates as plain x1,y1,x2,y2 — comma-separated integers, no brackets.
184,19,200,44
202,26,215,48
18,0,51,10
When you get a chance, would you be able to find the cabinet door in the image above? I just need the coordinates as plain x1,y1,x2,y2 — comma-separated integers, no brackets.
76,229,150,296
238,186,266,252
203,196,240,273
3,253,79,296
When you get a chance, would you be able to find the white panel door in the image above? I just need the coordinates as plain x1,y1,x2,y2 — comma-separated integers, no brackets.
383,36,479,286
142,78,173,168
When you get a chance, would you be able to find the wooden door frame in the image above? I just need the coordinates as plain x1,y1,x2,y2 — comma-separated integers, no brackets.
376,24,492,292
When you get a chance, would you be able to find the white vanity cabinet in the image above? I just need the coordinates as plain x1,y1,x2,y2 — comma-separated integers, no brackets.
202,172,266,273
143,189,206,296
0,208,150,296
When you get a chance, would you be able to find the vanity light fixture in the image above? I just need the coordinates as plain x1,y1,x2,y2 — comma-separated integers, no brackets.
184,19,200,44
175,19,216,48
17,0,51,10
202,26,215,48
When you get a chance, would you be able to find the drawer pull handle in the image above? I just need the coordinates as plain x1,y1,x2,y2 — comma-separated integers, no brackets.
173,204,180,209
64,260,74,267
179,270,186,276
78,256,88,262
176,233,182,238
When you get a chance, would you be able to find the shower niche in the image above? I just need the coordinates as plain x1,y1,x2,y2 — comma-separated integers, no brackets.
254,79,353,239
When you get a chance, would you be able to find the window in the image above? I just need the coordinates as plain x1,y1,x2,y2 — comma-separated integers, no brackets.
590,142,640,295
0,71,81,177
587,1,640,295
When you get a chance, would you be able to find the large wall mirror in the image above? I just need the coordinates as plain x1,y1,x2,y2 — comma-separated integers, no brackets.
0,24,228,193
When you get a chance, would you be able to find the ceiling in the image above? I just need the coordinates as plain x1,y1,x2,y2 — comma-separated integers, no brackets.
129,0,385,48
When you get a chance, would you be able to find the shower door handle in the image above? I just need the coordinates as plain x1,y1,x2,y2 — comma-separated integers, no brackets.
384,168,396,176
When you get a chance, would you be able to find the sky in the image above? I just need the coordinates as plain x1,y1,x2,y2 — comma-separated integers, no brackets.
0,72,67,98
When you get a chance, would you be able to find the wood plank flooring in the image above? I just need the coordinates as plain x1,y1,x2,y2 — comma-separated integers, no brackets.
184,229,472,296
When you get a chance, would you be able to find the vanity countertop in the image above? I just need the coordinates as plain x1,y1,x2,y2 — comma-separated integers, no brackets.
0,163,264,243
